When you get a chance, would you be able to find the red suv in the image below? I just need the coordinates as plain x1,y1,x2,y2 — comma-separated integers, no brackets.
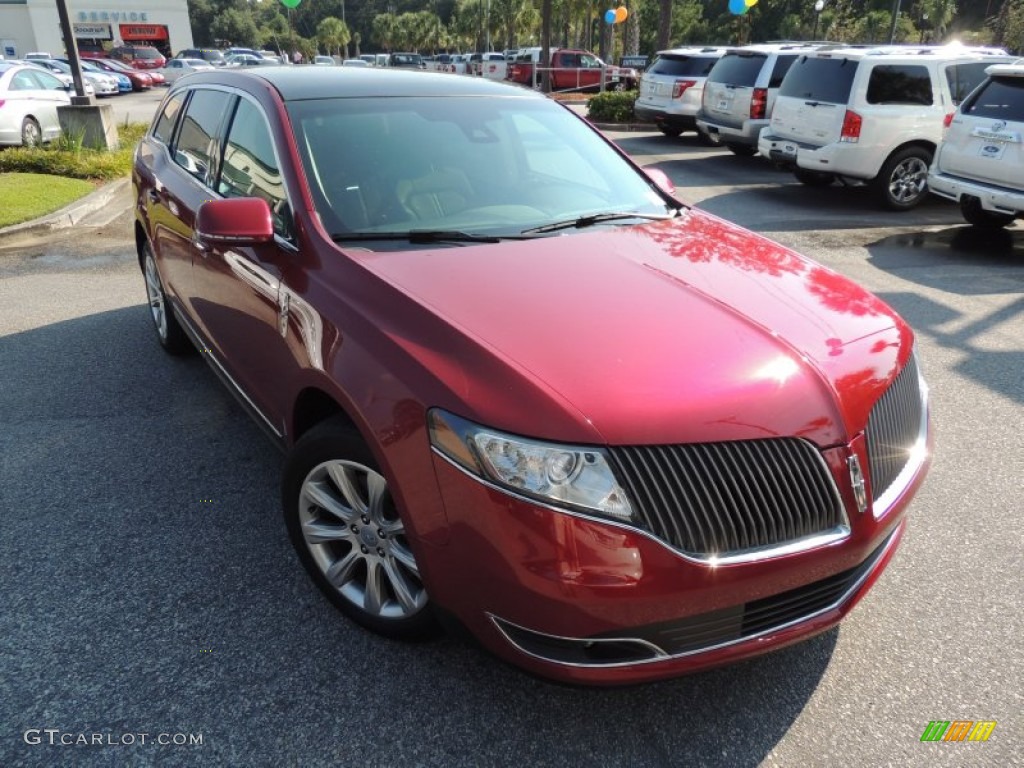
108,44,166,69
133,68,930,685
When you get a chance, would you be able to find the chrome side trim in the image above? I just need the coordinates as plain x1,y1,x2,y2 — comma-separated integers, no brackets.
431,445,849,566
172,304,283,439
487,527,901,670
872,367,930,521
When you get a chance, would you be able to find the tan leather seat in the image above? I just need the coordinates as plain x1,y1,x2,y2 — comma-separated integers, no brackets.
396,167,474,221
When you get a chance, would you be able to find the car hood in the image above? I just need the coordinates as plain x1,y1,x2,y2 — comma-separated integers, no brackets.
350,209,909,447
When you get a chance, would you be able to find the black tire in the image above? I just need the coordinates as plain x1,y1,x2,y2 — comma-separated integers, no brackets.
794,168,836,187
697,130,721,147
658,126,683,138
726,142,758,157
872,146,932,211
960,197,1015,229
142,242,191,355
21,117,41,147
282,417,439,640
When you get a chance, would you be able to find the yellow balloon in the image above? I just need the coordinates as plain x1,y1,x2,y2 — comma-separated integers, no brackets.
745,0,758,6
615,6,628,23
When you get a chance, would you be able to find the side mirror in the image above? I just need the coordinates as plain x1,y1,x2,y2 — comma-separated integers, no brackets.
194,197,274,250
645,167,676,197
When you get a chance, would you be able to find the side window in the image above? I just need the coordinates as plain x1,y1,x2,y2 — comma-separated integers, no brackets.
218,98,292,239
32,70,64,90
866,65,932,106
172,89,231,185
769,55,797,89
945,62,993,106
11,71,41,90
152,92,185,144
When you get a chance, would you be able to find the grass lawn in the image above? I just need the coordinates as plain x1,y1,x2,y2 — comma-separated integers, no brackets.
0,173,95,228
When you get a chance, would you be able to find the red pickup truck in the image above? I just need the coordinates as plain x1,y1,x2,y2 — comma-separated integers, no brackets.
508,48,638,92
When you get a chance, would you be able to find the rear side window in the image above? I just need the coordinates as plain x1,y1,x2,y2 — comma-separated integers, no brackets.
648,55,719,77
779,56,857,103
173,89,232,184
962,76,1024,120
866,65,932,105
946,62,999,106
768,54,799,88
707,53,766,86
152,91,184,144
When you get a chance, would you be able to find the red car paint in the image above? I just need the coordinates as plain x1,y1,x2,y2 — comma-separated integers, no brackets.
133,68,930,684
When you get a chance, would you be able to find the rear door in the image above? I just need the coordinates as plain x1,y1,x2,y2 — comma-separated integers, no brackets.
11,69,68,139
703,52,766,128
770,54,857,144
941,72,1024,188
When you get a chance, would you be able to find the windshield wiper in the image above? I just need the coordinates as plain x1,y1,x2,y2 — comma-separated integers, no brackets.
332,230,534,244
521,211,675,235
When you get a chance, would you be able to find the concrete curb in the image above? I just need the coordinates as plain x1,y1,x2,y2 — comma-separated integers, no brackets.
0,177,130,239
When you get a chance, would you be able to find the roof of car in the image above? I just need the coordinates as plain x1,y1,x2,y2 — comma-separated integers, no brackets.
724,43,821,55
985,63,1024,77
805,43,1010,60
182,67,546,101
656,47,729,56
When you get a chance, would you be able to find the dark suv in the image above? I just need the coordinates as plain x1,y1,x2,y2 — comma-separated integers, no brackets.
108,45,166,69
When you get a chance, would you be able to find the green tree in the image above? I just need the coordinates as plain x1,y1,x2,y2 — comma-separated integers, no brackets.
317,16,351,56
210,7,260,47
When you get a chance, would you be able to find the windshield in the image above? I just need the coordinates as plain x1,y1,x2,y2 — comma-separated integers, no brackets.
288,96,674,241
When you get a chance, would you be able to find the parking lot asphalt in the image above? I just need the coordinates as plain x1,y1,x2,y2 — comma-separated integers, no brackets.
0,128,1021,768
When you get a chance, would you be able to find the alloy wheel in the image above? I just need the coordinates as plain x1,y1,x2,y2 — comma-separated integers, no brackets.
887,156,928,205
299,460,427,620
144,254,167,340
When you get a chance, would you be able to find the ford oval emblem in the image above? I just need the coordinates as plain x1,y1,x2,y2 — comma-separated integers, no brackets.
982,145,1000,154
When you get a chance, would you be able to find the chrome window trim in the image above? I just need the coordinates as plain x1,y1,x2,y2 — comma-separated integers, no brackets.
487,525,901,670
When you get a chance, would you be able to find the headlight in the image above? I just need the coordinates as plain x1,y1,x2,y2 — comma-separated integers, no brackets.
428,409,633,521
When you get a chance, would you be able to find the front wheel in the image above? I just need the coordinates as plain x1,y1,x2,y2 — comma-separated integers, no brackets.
960,197,1015,229
282,418,438,640
873,146,932,211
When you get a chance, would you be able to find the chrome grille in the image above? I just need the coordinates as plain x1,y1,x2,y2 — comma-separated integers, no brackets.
866,354,923,502
608,438,844,558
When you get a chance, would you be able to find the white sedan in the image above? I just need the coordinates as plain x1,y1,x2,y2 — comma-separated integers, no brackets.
0,61,71,146
159,58,216,83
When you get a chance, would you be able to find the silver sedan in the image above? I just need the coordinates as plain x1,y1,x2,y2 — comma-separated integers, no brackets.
0,61,72,146
158,58,216,83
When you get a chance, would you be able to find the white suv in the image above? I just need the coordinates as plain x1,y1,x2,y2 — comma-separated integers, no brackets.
697,43,819,156
634,47,729,140
928,62,1024,227
758,45,1013,210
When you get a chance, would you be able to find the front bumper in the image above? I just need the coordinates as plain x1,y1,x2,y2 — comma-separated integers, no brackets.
928,170,1024,217
421,428,929,685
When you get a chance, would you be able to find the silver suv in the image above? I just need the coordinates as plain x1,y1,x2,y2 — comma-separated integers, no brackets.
634,47,729,140
697,43,818,156
759,45,1013,210
929,62,1024,227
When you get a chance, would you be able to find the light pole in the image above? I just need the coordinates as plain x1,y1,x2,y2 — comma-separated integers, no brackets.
813,1,824,41
888,0,902,45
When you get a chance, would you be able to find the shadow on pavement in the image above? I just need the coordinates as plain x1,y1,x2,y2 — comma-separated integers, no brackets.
0,306,838,767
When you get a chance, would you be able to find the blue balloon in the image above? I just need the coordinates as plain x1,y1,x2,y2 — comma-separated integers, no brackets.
728,0,747,13
604,9,616,23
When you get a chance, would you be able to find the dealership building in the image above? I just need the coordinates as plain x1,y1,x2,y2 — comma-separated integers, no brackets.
0,0,193,60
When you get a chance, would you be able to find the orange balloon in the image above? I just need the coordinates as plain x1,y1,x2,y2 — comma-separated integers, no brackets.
614,6,628,23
